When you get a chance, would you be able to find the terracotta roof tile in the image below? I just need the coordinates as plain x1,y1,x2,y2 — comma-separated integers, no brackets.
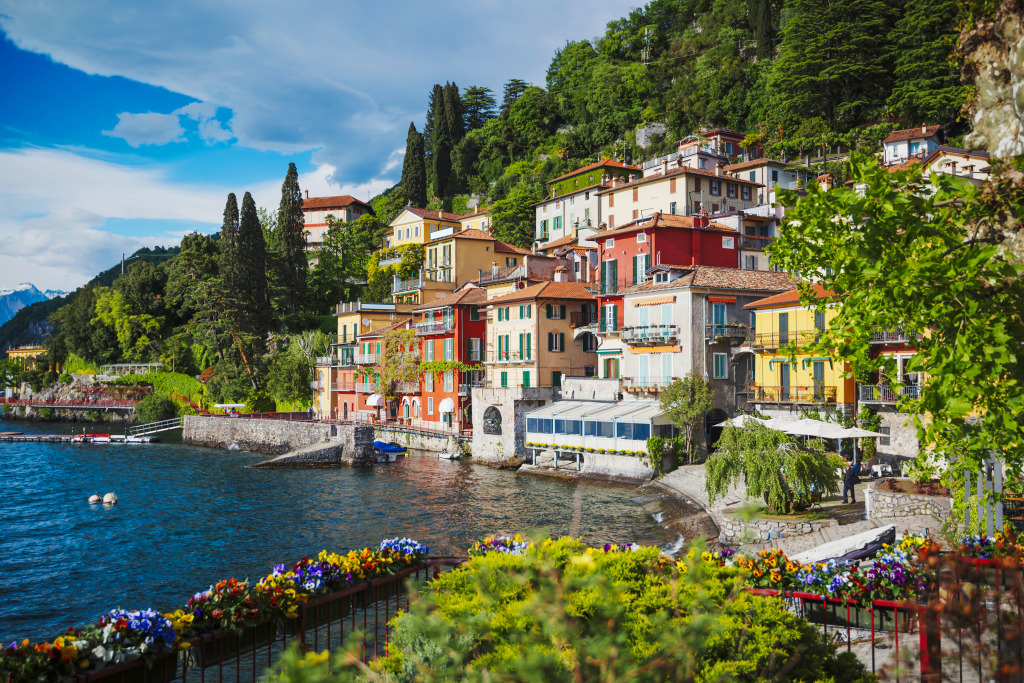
460,206,491,219
724,158,805,173
882,125,942,144
495,241,532,255
547,159,641,185
413,287,486,311
357,317,412,338
431,228,492,243
539,234,579,251
303,195,372,211
745,283,836,308
622,266,795,295
402,206,465,222
485,281,595,305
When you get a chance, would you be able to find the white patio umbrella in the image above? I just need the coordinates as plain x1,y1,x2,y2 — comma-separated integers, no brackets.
713,414,767,428
779,418,849,439
838,426,885,465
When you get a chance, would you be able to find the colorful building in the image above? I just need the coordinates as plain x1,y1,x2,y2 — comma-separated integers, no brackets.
744,285,856,418
412,286,487,432
533,159,639,250
353,318,415,422
302,194,373,250
385,207,463,249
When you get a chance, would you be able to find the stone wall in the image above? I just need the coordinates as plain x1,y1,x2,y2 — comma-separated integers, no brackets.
471,386,556,464
580,452,655,482
252,425,375,468
719,515,838,545
183,416,332,454
866,481,951,520
372,428,467,456
875,410,920,459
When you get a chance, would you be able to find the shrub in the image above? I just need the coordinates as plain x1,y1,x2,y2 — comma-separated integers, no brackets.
135,393,176,423
375,538,870,682
37,407,54,421
245,390,276,414
58,373,73,384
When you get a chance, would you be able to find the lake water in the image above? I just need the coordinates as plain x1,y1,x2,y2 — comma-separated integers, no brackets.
0,418,670,643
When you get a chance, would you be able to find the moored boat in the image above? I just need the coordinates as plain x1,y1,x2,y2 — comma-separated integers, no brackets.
373,440,406,463
72,433,111,444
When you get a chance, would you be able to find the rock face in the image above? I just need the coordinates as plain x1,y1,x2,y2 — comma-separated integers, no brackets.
865,482,951,520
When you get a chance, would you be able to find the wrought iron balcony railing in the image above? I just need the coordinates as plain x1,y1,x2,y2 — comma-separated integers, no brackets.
749,385,838,404
858,384,920,403
415,320,454,336
622,325,680,344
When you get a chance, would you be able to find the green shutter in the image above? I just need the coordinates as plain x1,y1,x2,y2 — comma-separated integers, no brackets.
560,332,565,351
501,371,508,388
546,304,552,318
632,256,637,285
560,304,566,319
600,306,607,328
519,333,524,360
523,371,530,388
526,333,531,360
547,332,553,351
466,338,471,360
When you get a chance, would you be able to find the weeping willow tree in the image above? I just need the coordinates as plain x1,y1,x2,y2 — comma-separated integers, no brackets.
705,423,844,513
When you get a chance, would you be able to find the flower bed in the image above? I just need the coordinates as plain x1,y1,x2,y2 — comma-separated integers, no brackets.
0,538,429,683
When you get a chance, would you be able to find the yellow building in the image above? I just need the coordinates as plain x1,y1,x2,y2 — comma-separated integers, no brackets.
459,206,491,233
5,345,51,371
386,207,464,249
483,280,598,388
424,228,531,287
744,284,855,413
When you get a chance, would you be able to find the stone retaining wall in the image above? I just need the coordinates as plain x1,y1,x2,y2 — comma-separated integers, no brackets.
580,452,656,482
252,425,375,468
372,428,466,456
719,515,838,545
866,481,951,520
183,416,332,454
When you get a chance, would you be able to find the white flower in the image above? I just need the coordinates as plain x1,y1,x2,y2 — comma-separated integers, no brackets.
102,625,113,644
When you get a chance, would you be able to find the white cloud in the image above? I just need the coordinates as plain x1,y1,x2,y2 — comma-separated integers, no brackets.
175,102,235,143
103,112,185,147
0,0,625,185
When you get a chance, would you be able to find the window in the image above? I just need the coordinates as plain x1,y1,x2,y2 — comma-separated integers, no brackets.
470,306,480,321
909,142,920,155
385,238,391,247
444,338,453,361
722,236,735,249
692,201,701,214
728,184,737,198
539,220,548,238
552,370,562,388
425,340,434,361
713,353,728,379
694,177,702,192
750,312,757,329
655,272,668,283
443,370,454,392
469,337,481,361
632,188,639,202
699,158,708,169
584,420,614,438
548,332,565,352
500,371,508,388
742,186,751,201
632,209,639,220
744,255,757,270
607,238,615,248
713,303,727,325
669,202,677,215
528,417,554,434
546,304,566,320
878,426,891,446
771,169,779,184
522,370,530,388
710,181,721,196
669,177,676,193
608,192,615,208
637,232,646,243
554,216,562,232
405,227,410,239
524,332,532,360
724,141,734,156
425,372,434,391
749,171,756,182
414,225,420,237
581,333,596,352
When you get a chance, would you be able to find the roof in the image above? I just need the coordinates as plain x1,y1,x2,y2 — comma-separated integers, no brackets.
431,227,492,243
531,182,609,206
400,207,465,222
413,287,486,311
923,146,991,163
701,127,746,138
525,399,664,423
357,317,412,338
495,241,532,255
745,283,837,309
724,158,807,173
538,233,579,251
622,266,796,295
485,281,595,306
547,159,641,185
597,212,739,239
883,125,942,144
302,195,372,211
597,166,762,195
460,206,491,219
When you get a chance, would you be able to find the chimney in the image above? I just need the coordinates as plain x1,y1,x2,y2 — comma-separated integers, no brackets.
305,190,309,199
601,173,611,185
629,173,637,182
554,265,569,282
921,123,927,134
715,164,724,177
661,159,669,175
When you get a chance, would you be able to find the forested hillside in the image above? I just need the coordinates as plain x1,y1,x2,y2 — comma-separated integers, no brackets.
379,0,969,240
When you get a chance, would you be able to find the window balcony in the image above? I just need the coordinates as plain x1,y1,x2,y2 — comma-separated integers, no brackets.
336,352,355,367
869,327,918,344
395,380,421,394
331,382,355,392
749,330,820,349
310,381,322,391
858,384,920,403
355,382,377,393
459,382,483,396
315,356,332,366
622,325,679,344
570,310,597,328
749,385,838,404
621,376,675,392
415,320,454,336
740,235,773,250
355,354,377,364
705,324,749,341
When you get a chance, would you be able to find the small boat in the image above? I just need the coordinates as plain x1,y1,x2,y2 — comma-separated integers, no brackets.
438,448,462,460
373,440,406,463
72,434,111,444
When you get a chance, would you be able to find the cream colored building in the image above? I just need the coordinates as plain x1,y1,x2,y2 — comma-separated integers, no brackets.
385,207,464,249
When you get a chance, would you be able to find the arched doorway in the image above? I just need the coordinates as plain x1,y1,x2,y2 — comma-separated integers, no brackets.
343,402,348,419
483,406,502,435
705,409,729,452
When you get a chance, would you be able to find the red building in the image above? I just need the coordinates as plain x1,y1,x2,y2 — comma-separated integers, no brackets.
353,318,413,421
412,286,487,432
593,212,740,332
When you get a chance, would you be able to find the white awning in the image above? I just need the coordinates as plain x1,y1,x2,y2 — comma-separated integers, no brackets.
213,403,246,408
524,399,665,423
596,339,623,355
366,394,384,407
438,397,455,413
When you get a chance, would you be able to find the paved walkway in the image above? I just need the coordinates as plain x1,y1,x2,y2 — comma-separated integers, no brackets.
653,465,747,535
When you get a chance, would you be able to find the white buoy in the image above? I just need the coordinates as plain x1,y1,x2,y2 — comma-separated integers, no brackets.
102,492,118,505
88,494,101,503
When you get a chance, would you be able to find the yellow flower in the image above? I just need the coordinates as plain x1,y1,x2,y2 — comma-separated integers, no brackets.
53,637,65,649
179,643,192,650
63,645,77,660
570,554,596,571
285,610,298,619
676,560,688,574
302,651,330,667
78,659,90,669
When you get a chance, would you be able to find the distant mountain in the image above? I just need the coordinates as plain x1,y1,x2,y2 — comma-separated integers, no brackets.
0,284,62,329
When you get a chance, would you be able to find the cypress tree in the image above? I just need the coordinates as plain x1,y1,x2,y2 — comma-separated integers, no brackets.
443,81,464,145
237,191,268,336
401,122,428,208
423,84,444,154
219,193,240,284
886,0,967,127
273,162,307,315
432,92,452,201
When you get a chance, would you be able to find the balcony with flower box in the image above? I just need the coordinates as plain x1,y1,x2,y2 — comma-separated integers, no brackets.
869,327,918,344
621,325,680,345
858,384,920,403
621,376,675,392
749,385,837,404
355,353,377,364
705,324,749,342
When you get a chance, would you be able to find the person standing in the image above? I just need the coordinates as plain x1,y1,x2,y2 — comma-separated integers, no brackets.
843,463,860,504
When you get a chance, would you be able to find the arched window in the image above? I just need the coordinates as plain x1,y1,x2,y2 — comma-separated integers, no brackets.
483,406,502,435
343,402,348,419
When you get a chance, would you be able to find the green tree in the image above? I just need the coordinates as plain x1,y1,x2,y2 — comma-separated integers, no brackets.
136,393,177,422
423,83,444,155
265,352,311,406
401,122,428,208
659,370,713,463
443,81,464,145
887,0,970,128
749,0,781,60
461,85,496,130
236,191,269,337
218,193,240,290
767,155,1024,511
431,90,453,202
273,163,308,316
501,78,529,117
489,183,541,247
705,423,844,513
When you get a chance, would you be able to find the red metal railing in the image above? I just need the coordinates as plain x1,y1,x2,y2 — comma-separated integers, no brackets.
47,559,464,683
0,397,142,408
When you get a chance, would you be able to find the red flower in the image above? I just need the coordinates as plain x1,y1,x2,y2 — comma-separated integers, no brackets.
211,609,224,619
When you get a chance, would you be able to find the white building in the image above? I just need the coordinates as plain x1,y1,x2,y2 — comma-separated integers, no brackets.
302,194,374,250
534,159,639,250
881,125,944,167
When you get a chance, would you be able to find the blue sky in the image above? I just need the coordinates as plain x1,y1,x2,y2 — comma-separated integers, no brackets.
0,0,625,292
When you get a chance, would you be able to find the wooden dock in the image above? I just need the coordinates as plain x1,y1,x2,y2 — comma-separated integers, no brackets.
0,432,73,443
